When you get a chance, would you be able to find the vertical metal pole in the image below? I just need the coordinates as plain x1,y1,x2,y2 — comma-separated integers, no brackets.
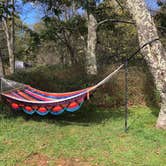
124,59,128,132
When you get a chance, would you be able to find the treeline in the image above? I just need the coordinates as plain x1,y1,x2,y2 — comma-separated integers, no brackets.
0,0,165,76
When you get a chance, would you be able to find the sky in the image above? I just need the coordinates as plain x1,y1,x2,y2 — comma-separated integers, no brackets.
16,0,45,27
146,0,160,10
17,0,160,27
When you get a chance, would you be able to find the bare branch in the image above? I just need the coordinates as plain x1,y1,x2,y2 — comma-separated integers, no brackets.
114,0,125,11
97,19,135,28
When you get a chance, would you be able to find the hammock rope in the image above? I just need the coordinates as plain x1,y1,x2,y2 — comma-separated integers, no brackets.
0,38,159,116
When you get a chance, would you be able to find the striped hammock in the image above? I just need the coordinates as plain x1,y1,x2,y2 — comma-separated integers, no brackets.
0,65,123,116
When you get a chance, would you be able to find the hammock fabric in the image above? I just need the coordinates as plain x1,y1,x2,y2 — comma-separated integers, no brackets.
0,65,123,116
2,84,92,116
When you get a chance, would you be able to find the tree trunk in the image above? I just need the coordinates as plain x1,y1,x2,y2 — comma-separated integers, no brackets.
2,0,15,74
0,23,4,77
11,0,15,73
3,19,15,74
86,13,98,75
126,0,166,129
0,50,4,77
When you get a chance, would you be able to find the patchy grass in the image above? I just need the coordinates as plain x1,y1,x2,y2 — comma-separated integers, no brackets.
0,105,165,166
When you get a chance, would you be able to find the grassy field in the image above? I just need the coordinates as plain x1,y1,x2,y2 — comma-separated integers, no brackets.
0,104,165,166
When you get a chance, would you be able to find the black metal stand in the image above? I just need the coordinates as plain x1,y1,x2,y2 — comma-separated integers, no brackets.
124,59,128,132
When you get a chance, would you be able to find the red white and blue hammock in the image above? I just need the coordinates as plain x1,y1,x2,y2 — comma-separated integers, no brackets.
0,65,123,116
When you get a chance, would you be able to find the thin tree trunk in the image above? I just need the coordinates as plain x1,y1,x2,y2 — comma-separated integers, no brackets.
11,0,15,73
86,13,98,75
67,43,76,64
2,0,15,74
0,23,4,77
0,50,4,77
126,0,166,129
72,1,77,16
2,19,15,74
62,30,76,64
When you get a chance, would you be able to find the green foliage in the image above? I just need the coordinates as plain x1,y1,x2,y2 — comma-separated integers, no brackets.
155,2,166,28
3,0,165,67
14,21,41,61
0,1,12,20
21,0,139,67
95,1,138,64
154,2,166,47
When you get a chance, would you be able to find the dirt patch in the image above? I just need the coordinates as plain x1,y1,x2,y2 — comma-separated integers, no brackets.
21,153,49,166
55,158,92,166
20,153,93,166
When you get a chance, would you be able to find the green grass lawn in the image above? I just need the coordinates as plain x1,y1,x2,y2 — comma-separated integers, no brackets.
0,105,165,166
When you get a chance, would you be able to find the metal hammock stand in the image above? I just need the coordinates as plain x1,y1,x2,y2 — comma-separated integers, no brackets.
0,38,159,131
123,38,159,132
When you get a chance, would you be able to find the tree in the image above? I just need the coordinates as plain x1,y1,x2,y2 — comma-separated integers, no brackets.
22,0,80,65
22,0,138,75
81,0,98,75
0,22,5,77
126,0,166,129
22,0,99,74
2,0,15,74
11,0,15,72
0,1,10,77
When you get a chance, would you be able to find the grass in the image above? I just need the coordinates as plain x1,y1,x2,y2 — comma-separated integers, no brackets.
0,104,165,166
1,64,165,165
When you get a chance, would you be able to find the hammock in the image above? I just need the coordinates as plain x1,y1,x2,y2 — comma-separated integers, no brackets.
0,38,159,116
0,65,123,116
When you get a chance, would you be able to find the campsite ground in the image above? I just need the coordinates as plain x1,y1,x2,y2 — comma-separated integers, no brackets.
0,105,165,166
